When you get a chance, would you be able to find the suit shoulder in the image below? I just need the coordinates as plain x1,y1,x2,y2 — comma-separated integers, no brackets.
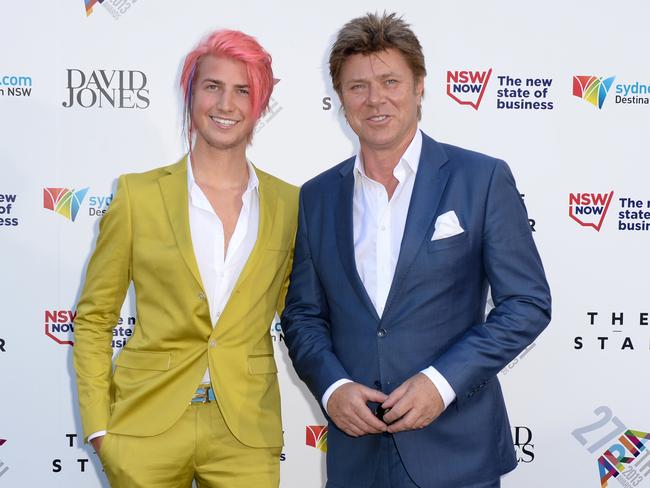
438,142,509,179
120,159,184,187
256,168,298,196
256,168,299,207
301,158,353,195
440,142,503,167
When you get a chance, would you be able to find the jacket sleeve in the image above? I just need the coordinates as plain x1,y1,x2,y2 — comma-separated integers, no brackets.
73,174,133,440
281,188,350,402
432,160,551,408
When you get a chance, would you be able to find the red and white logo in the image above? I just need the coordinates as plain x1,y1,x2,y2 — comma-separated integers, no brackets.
45,310,77,346
446,69,492,110
568,192,614,231
306,425,328,452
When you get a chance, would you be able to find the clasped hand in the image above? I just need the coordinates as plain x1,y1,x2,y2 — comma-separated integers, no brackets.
327,373,444,437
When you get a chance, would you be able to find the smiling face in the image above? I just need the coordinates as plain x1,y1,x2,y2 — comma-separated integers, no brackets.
190,54,255,154
339,48,423,154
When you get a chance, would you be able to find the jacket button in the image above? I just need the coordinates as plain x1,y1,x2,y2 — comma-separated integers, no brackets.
209,340,217,348
377,328,388,338
374,380,382,388
198,292,206,301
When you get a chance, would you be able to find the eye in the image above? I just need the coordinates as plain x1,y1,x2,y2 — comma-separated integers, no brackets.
238,87,250,95
385,79,398,86
205,83,218,91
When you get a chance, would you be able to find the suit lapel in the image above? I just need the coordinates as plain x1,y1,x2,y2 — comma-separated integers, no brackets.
335,159,381,322
229,167,276,295
382,134,450,319
158,156,204,290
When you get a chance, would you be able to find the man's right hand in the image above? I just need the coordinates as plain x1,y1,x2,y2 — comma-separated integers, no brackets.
90,436,104,454
327,382,388,437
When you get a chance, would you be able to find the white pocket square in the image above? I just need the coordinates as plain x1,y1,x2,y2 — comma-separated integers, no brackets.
431,210,464,241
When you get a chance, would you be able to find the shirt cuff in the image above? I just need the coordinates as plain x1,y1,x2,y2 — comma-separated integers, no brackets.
421,366,456,409
321,378,353,414
88,430,107,442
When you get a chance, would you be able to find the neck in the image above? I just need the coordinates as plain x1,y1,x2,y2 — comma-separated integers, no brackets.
191,140,250,188
361,127,417,185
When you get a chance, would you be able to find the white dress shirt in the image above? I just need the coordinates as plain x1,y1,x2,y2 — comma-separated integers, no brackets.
322,130,457,413
187,158,260,384
88,158,259,442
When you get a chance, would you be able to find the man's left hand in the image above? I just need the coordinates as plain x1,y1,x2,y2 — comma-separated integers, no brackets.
381,372,444,433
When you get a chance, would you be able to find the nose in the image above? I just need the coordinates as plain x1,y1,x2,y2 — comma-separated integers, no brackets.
216,88,235,112
367,82,385,106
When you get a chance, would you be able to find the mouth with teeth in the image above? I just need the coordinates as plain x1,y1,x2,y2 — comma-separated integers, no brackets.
367,115,389,123
209,115,239,128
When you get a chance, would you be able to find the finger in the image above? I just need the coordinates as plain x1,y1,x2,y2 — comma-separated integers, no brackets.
381,384,408,409
343,414,373,437
354,404,387,433
359,385,389,404
387,409,420,433
334,415,365,437
342,422,365,437
382,395,411,424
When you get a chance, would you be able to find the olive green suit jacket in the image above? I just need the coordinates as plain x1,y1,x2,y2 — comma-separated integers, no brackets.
73,157,298,448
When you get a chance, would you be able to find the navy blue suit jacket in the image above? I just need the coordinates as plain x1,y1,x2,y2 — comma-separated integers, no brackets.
282,132,551,487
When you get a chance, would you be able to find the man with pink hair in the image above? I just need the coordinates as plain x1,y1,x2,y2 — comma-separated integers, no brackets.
74,29,297,487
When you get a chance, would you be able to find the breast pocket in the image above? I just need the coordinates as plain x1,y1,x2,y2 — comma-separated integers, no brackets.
427,231,469,253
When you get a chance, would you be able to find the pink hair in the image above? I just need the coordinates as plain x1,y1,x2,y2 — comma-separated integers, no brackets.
180,29,274,147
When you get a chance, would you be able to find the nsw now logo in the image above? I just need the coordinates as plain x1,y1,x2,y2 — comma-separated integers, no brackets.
446,69,492,110
45,310,77,346
569,192,614,231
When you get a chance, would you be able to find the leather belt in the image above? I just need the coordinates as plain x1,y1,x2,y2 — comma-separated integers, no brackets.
190,384,216,404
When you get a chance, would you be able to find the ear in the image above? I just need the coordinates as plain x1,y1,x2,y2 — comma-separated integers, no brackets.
414,76,425,102
342,105,349,124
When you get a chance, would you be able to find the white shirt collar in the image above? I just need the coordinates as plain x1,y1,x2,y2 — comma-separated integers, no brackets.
353,129,422,183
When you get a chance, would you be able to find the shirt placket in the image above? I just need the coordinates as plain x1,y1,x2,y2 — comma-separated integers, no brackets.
210,211,226,325
375,183,391,316
216,189,252,322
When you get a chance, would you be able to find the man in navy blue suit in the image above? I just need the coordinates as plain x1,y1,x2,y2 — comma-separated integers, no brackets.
282,12,551,488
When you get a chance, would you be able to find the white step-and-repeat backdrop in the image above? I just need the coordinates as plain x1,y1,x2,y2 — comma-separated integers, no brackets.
1,1,649,486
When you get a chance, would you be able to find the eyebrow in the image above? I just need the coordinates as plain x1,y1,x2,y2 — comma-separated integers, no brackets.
345,72,401,84
200,78,249,88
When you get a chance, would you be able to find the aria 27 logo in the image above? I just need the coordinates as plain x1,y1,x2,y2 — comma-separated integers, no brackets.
306,425,328,452
85,0,139,20
573,406,650,487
